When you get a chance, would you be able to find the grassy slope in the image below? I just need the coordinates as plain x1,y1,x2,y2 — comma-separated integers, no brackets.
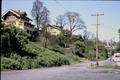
1,42,82,70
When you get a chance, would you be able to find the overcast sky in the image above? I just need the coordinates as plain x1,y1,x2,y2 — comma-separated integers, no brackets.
2,0,120,42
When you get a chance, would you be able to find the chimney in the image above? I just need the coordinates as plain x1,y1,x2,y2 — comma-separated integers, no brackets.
18,10,20,12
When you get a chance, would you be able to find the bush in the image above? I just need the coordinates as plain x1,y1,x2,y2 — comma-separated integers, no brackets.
1,24,28,53
73,41,85,57
37,49,70,67
1,46,72,70
1,54,39,70
98,44,107,60
28,59,40,69
22,42,45,57
65,54,82,64
1,56,20,70
10,54,29,69
116,41,120,52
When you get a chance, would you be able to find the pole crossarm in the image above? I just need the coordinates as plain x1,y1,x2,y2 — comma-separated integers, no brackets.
91,24,104,26
91,14,104,16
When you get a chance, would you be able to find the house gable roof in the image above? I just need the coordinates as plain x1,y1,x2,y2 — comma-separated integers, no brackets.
2,9,21,18
47,24,62,31
2,9,32,21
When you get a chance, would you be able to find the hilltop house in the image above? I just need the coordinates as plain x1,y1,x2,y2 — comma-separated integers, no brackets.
2,9,36,36
46,24,62,36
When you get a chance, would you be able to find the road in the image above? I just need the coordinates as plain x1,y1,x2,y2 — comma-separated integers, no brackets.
1,61,120,80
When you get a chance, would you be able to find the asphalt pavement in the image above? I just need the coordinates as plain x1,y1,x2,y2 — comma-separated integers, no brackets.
1,60,120,80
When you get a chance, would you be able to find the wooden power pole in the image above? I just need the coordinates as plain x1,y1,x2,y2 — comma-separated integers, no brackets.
91,13,104,66
119,29,120,41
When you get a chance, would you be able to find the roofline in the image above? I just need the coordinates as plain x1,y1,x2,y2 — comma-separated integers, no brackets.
2,9,33,21
24,16,32,21
2,9,21,18
47,24,62,30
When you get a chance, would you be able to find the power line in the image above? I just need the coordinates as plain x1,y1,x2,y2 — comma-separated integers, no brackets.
54,0,69,12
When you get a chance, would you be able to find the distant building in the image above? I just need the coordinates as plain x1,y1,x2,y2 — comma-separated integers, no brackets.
104,40,116,57
46,24,62,35
2,9,36,36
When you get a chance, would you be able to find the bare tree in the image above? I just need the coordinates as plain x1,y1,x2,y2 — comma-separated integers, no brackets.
31,0,49,30
64,12,86,35
55,15,66,29
82,30,91,41
31,0,49,47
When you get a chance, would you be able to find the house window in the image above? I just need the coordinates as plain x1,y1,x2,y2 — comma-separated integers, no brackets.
24,22,27,26
30,31,32,34
27,30,29,33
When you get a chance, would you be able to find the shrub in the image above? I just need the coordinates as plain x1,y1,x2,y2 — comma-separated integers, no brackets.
22,42,44,56
73,41,85,57
28,59,40,69
1,56,20,70
4,54,29,70
116,41,120,53
65,54,82,64
1,47,72,70
37,50,70,67
1,54,39,70
1,24,28,53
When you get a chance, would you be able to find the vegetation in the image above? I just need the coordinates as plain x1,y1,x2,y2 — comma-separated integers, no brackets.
1,24,82,70
39,29,107,61
1,0,110,70
31,0,49,29
53,11,107,61
31,0,49,44
116,41,120,53
115,29,120,53
72,37,107,60
55,12,86,36
1,24,28,53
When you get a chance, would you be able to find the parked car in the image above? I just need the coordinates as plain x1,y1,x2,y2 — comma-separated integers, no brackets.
112,53,120,66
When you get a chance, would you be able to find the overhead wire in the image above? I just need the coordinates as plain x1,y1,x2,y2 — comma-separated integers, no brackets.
54,0,69,12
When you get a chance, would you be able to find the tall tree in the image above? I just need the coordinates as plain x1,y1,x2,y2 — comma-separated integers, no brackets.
64,12,86,35
31,0,49,47
55,12,86,46
56,12,86,36
82,30,91,41
31,0,49,30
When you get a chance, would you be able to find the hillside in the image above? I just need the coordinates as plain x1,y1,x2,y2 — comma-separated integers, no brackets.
1,24,82,70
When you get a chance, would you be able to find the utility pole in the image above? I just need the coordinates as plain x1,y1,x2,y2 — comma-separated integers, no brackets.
118,29,120,41
91,13,104,66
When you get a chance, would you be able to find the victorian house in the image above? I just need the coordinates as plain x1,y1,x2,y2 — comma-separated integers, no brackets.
2,9,36,36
